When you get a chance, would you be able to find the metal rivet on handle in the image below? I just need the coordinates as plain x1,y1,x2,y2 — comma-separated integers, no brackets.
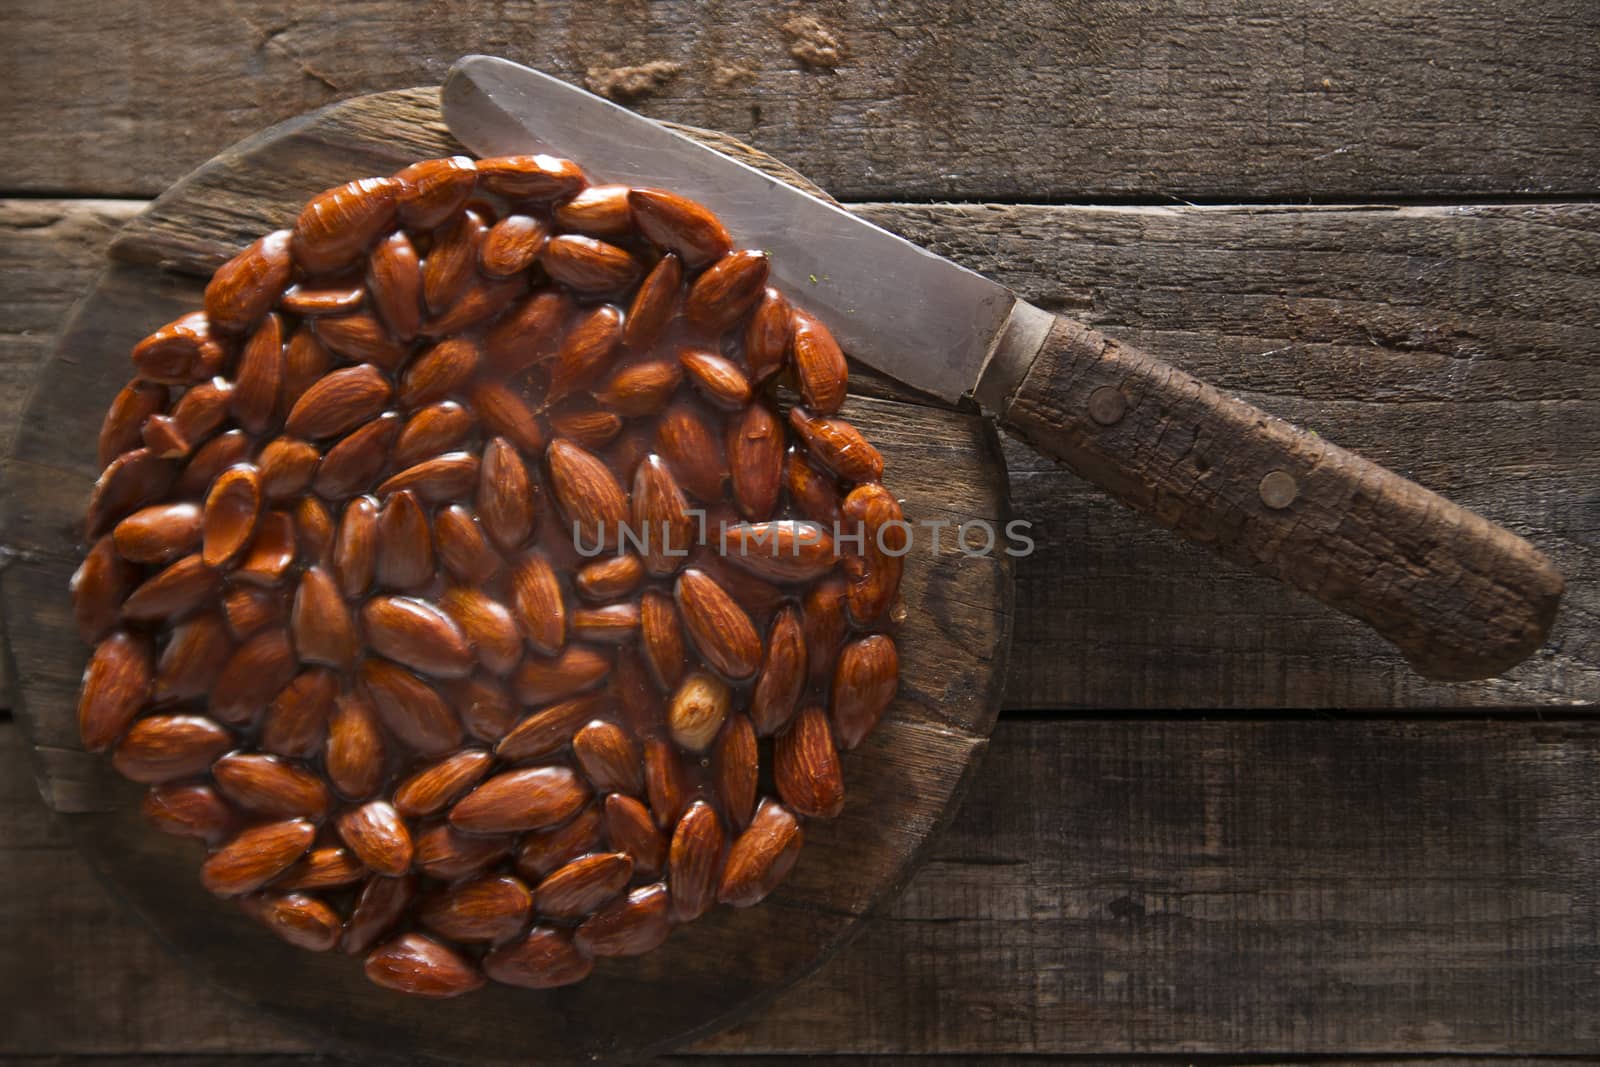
1087,386,1126,426
1259,470,1299,510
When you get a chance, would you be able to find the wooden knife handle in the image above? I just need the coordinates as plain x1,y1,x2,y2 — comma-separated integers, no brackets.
994,315,1563,681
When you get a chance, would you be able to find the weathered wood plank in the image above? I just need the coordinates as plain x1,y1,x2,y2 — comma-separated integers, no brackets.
3,198,1594,709
5,717,1598,1055
2,1,1597,201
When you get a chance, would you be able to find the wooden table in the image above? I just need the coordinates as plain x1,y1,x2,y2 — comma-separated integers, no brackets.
2,2,1596,1059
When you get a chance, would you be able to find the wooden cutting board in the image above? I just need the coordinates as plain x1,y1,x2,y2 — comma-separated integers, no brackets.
0,88,1011,1062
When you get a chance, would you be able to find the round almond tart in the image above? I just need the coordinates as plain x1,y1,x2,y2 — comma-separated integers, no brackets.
71,153,903,998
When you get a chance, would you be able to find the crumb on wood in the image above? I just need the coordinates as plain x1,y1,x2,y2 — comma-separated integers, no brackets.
711,62,758,89
584,61,684,102
781,14,842,69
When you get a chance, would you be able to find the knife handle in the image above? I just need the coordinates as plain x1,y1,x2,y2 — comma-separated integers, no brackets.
992,314,1563,681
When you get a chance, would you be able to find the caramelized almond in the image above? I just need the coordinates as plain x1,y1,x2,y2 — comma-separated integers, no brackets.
78,631,152,751
98,380,168,466
684,249,769,331
629,188,732,267
204,230,293,334
290,177,398,273
541,234,641,296
361,596,476,679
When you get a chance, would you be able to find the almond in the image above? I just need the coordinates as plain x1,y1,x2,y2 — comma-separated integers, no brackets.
656,404,726,502
78,631,153,751
310,412,400,499
361,595,475,678
722,520,837,583
361,659,463,757
200,818,315,897
643,738,688,829
246,893,342,952
667,670,731,753
142,782,233,843
260,668,336,759
422,208,488,313
476,436,538,552
333,495,379,597
496,690,610,763
278,331,333,421
152,611,232,702
622,252,683,352
790,309,849,413
541,234,641,296
211,627,298,727
831,634,900,749
419,874,534,942
802,574,850,688
130,312,226,384
548,438,629,550
629,188,732,267
170,377,234,445
281,284,365,317
224,585,288,642
424,273,526,336
729,403,784,520
214,752,330,819
750,605,806,735
477,154,586,199
571,603,640,643
596,358,682,416
480,213,549,276
394,749,494,818
433,504,503,585
633,589,686,690
375,490,434,591
121,552,220,622
257,437,320,501
668,800,725,922
393,401,475,470
674,568,761,680
415,824,514,881
113,501,203,565
604,793,666,877
376,451,480,503
98,380,169,466
285,363,392,440
718,798,804,907
174,430,248,499
573,720,643,795
291,177,398,274
338,801,414,876
775,705,845,817
513,806,604,881
233,509,298,587
86,447,177,537
71,535,138,643
485,289,571,376
574,882,670,957
744,287,793,382
788,406,884,483
292,495,336,566
279,846,367,891
841,482,906,625
684,249,769,331
680,348,752,408
364,933,484,999
576,554,644,601
292,566,359,669
469,380,545,455
326,691,385,799
511,645,611,705
140,413,190,459
399,337,480,408
430,587,518,676
535,852,633,920
630,454,694,577
450,766,589,834
549,405,623,450
314,311,408,370
112,713,231,783
714,713,760,829
483,926,594,989
548,305,626,402
341,873,417,956
394,155,477,229
204,229,293,334
510,551,567,655
555,184,634,237
444,673,520,744
614,648,667,737
366,229,424,341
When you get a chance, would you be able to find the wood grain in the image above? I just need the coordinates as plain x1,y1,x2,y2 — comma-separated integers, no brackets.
6,716,1598,1056
2,1,1596,201
4,197,1595,710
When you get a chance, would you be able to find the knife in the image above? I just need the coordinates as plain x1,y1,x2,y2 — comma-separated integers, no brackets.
442,55,1562,681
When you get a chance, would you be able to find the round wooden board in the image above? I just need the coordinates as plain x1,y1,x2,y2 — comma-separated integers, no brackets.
0,88,1013,1063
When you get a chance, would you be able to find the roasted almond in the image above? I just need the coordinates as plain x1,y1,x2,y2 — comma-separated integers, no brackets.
366,229,424,340
291,177,398,274
214,752,330,819
326,691,386,799
415,824,514,881
841,482,906,625
680,348,752,409
211,627,298,727
596,357,682,417
485,289,571,376
376,451,480,503
802,574,850,688
257,437,320,501
789,406,884,483
714,713,760,829
548,304,625,402
445,673,520,745
774,705,845,818
278,331,333,421
668,670,732,753
130,312,226,384
200,818,315,897
204,229,293,334
292,566,359,669
684,249,769,331
674,568,762,680
419,874,534,942
831,634,900,749
338,801,414,876
722,520,836,583
513,805,604,881
573,720,643,795
113,501,202,565
170,377,233,446
622,252,683,352
476,436,537,552
112,713,232,783
201,463,262,567
364,933,484,999
332,495,379,598
744,287,793,382
423,208,489,313
260,667,336,760
71,536,139,643
316,310,409,370
375,490,434,591
574,882,671,958
571,603,640,643
282,283,365,317
614,648,667,737
535,851,633,920
631,454,694,578
480,213,549,276
234,510,298,586
643,737,688,829
246,892,342,952
98,380,168,466
548,438,629,550
604,793,666,877
449,766,590,834
433,504,503,585
430,587,518,676
555,184,634,237
151,611,232,702
361,658,463,757
510,551,566,655
638,589,688,689
142,782,233,843
629,188,732,267
400,337,481,408
174,430,249,500
576,553,644,601
469,380,545,455
394,155,477,229
668,800,725,922
718,798,804,907
285,363,392,440
392,401,475,470
790,310,849,413
78,631,152,751
424,273,527,336
86,447,177,537
394,749,494,818
751,604,806,735
511,645,611,705
121,552,220,622
140,413,190,460
224,585,289,642
341,873,417,956
541,234,641,296
483,926,594,989
550,406,623,450
496,691,610,763
477,153,586,199
362,595,475,679
656,404,726,502
729,403,784,520
293,495,336,566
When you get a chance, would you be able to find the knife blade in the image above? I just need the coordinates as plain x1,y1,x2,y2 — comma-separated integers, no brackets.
441,55,1052,407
